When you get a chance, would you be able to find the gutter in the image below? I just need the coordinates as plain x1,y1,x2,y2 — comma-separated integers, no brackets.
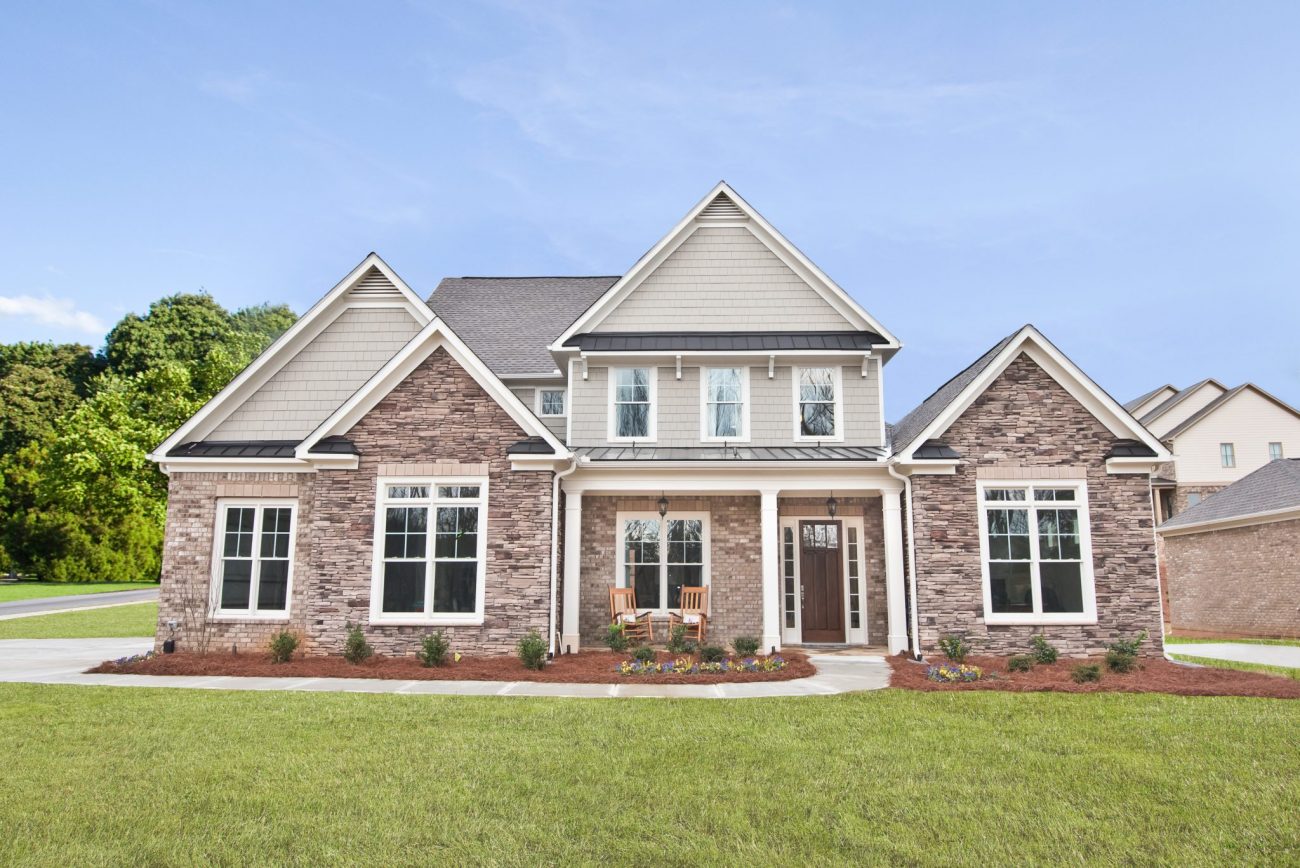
548,457,580,656
887,462,922,660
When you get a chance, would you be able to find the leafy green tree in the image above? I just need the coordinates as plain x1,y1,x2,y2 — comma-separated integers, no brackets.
231,303,297,353
101,293,236,376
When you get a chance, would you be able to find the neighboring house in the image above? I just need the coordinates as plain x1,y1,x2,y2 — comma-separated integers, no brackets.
150,182,1171,660
1157,459,1300,638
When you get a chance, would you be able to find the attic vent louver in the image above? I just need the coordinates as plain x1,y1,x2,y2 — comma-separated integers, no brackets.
349,266,403,299
697,193,746,221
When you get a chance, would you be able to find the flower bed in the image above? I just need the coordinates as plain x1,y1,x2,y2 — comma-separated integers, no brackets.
926,662,983,683
618,655,788,676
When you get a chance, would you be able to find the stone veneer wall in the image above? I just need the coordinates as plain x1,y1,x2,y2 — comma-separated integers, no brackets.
156,346,554,656
909,353,1164,657
1164,518,1300,638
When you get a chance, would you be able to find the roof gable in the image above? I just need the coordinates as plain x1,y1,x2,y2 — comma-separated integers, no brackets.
1124,384,1177,416
1160,459,1300,532
1160,383,1300,441
1139,378,1228,432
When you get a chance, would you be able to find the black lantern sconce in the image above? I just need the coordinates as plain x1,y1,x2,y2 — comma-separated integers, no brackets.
826,491,838,519
657,492,670,518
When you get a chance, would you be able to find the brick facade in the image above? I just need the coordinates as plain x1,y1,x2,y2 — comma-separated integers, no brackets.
909,354,1165,657
1164,518,1300,638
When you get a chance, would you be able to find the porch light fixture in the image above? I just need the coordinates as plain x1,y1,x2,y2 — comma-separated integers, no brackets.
657,493,670,518
826,493,838,518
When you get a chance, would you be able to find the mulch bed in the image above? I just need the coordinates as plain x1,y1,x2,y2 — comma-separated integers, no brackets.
889,654,1300,698
88,649,814,685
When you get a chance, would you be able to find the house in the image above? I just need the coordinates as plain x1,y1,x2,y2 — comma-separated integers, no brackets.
150,182,1171,660
1157,459,1300,638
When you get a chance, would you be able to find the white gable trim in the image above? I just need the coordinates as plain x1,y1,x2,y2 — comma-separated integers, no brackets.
550,182,900,351
296,317,569,460
150,253,433,462
1160,383,1300,442
894,325,1172,464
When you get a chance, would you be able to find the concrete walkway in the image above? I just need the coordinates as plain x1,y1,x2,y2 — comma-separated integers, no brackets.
1167,642,1300,669
0,588,159,620
0,638,891,698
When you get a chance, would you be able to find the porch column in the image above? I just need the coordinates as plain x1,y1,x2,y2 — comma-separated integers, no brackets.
760,488,782,653
882,490,909,654
561,490,583,652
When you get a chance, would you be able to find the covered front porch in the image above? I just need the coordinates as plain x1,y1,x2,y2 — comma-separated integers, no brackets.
558,466,908,654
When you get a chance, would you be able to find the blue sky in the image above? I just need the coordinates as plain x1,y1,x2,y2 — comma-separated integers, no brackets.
2,1,1298,417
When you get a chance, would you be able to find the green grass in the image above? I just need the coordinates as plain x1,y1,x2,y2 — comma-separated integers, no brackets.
1,686,1298,864
1170,653,1300,681
0,602,157,640
0,581,157,603
1166,634,1300,648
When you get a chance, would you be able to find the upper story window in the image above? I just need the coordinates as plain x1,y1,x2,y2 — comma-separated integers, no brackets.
214,501,295,618
538,389,566,417
1270,442,1284,460
702,367,748,441
610,367,655,441
1220,442,1236,468
794,366,842,441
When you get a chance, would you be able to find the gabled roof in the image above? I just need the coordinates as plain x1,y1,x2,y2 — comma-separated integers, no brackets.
1160,459,1300,532
1124,384,1176,413
550,181,900,351
1159,382,1300,441
1138,378,1228,426
889,325,1171,464
428,276,617,377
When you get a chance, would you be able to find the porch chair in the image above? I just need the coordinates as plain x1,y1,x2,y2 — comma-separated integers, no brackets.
608,587,655,644
667,586,709,645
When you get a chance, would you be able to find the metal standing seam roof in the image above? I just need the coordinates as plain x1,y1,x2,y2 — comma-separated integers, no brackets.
167,437,358,458
575,445,888,462
1160,459,1300,530
1105,439,1159,459
563,331,884,352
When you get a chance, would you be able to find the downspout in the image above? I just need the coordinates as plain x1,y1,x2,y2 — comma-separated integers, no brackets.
549,457,580,656
887,462,922,660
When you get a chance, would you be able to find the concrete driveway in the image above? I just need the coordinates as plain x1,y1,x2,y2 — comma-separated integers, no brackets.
0,638,152,682
0,588,159,620
1168,642,1300,669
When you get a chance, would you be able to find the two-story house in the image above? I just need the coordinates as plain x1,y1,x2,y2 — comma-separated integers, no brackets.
151,183,1170,659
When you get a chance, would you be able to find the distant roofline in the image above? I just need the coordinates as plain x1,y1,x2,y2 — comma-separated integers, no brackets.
449,275,623,280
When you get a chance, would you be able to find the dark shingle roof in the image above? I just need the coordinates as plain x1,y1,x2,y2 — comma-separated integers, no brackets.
1124,384,1175,413
575,445,887,462
1138,378,1227,425
1160,459,1300,530
564,331,883,352
428,276,618,376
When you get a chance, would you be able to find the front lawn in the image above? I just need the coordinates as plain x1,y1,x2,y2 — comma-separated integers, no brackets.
1,685,1297,863
1169,652,1300,681
0,602,157,640
0,581,157,603
1166,634,1300,648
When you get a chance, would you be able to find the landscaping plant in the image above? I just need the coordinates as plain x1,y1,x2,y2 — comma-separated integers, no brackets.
419,631,451,667
926,663,983,683
605,623,629,652
732,635,760,657
699,645,726,663
1106,631,1148,673
517,630,547,671
1030,633,1058,664
667,625,696,654
633,645,656,664
1007,654,1034,673
342,623,373,664
1072,663,1102,683
938,633,970,663
268,630,298,664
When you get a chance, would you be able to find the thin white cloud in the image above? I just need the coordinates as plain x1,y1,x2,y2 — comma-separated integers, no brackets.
0,295,106,335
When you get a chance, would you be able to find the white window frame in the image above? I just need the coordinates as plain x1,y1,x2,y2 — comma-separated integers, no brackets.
976,480,1097,626
370,476,488,626
1220,442,1236,468
608,367,657,442
699,366,751,443
1270,442,1284,460
614,511,710,613
536,388,566,418
210,499,297,620
792,365,844,443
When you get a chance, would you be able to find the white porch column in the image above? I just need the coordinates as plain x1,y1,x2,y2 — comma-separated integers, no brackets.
561,490,583,653
882,490,909,654
760,488,782,653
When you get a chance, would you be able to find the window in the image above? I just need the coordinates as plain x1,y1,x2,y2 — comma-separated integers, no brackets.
538,389,565,417
1220,443,1236,468
702,367,748,440
618,513,708,610
1270,442,1284,460
1186,492,1202,508
847,526,862,630
978,483,1096,624
782,527,797,629
372,479,487,623
795,366,841,440
610,368,654,440
214,502,295,617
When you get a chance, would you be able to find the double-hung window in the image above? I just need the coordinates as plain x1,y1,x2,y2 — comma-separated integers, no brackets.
214,502,295,617
611,367,654,440
1220,443,1236,468
795,366,841,440
538,389,565,417
373,479,487,624
979,482,1096,624
1270,442,1285,460
618,513,708,610
702,367,748,440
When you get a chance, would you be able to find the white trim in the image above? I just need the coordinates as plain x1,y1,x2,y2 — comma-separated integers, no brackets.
607,366,657,444
1105,457,1163,475
613,511,711,614
369,476,489,626
699,365,751,443
210,499,297,621
157,458,321,475
792,364,844,443
535,387,567,418
975,480,1098,626
1157,504,1300,536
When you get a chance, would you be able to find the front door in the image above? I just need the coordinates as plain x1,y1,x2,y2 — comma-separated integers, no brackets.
799,521,844,643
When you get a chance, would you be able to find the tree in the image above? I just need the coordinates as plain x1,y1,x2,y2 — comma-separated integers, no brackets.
101,293,236,376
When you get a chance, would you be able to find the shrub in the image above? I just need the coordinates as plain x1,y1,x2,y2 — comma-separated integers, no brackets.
699,645,726,663
732,635,761,657
268,630,298,664
667,625,690,654
342,623,373,664
605,623,629,652
1105,631,1147,672
419,631,450,667
1030,634,1058,664
517,630,547,671
1071,663,1102,683
938,634,970,663
1007,654,1034,673
633,645,656,664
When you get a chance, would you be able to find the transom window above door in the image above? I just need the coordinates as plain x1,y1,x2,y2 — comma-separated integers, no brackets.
214,501,295,618
610,367,655,441
701,367,748,441
618,513,708,610
794,366,842,441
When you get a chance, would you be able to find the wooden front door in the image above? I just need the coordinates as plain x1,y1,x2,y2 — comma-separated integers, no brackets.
799,521,844,643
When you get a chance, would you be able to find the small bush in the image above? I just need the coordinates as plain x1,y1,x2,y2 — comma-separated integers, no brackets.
633,645,656,664
1007,654,1034,673
1030,634,1058,664
732,635,761,657
517,630,547,671
605,623,629,652
1105,649,1137,673
419,632,450,667
268,630,298,664
667,625,690,654
342,623,373,664
699,645,726,663
938,634,970,663
1071,663,1102,684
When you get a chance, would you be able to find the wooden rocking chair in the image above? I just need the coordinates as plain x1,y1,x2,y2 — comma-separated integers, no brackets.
666,586,709,645
609,587,655,644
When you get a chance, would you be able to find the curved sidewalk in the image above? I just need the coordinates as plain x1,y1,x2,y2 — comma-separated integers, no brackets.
0,638,890,698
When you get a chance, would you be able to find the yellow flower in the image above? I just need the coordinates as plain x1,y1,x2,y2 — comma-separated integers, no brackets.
453,652,462,663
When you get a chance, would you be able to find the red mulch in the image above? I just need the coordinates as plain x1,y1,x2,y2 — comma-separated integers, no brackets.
88,649,814,685
889,654,1300,698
